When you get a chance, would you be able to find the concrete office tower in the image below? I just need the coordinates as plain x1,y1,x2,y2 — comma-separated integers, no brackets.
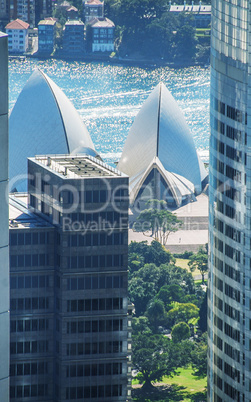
9,154,131,401
208,1,251,401
0,32,9,401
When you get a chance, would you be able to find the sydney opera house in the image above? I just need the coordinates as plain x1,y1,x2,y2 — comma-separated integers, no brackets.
10,70,207,209
117,82,208,209
9,68,98,191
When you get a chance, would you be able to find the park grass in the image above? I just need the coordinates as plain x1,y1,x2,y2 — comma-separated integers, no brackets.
132,366,207,401
175,258,201,278
162,366,206,393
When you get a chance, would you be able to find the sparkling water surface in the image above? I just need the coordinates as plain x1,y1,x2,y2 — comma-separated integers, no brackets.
9,58,210,165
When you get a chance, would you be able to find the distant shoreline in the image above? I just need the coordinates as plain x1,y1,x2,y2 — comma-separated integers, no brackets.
10,52,210,69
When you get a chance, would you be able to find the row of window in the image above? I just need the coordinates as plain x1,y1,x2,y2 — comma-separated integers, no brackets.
30,181,127,205
225,302,240,323
225,283,240,302
225,341,240,363
67,274,124,291
214,352,222,370
10,297,49,311
67,319,123,334
67,254,124,269
66,211,126,225
212,95,245,124
68,232,124,247
66,340,122,356
66,384,122,400
66,362,122,378
10,275,50,289
225,322,240,342
10,231,50,246
211,136,245,174
10,318,49,333
67,298,123,313
10,254,50,268
10,384,48,399
10,340,49,355
225,362,240,383
225,263,241,283
225,165,242,183
224,381,240,401
225,244,241,263
214,373,222,391
10,362,48,377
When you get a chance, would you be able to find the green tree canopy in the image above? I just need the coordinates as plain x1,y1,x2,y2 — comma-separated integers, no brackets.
166,303,199,327
133,200,182,246
191,333,208,377
146,299,166,332
188,245,208,283
132,334,180,389
171,322,191,343
129,240,174,268
129,263,196,316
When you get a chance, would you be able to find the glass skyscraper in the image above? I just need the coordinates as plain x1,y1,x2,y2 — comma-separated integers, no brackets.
208,0,251,400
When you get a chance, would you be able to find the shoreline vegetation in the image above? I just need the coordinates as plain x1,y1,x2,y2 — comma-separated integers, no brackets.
10,0,211,69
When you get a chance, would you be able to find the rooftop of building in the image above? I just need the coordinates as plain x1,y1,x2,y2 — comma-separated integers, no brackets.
65,20,84,26
67,6,78,12
88,17,115,28
86,0,103,5
5,19,30,30
9,194,53,229
30,155,127,179
38,19,56,26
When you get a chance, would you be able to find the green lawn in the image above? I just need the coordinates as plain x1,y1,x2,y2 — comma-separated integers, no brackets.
162,366,207,393
132,366,207,401
175,258,201,278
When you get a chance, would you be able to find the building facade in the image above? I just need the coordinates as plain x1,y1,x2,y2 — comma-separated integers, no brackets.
63,20,85,56
87,17,114,52
5,18,29,53
38,19,56,53
0,31,9,402
9,154,131,401
7,0,52,27
84,0,104,24
208,0,251,401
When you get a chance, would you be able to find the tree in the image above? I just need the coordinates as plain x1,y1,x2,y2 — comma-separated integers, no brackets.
128,262,196,316
166,303,199,327
129,240,174,267
132,334,180,389
191,333,208,377
157,284,186,306
133,200,182,246
188,245,208,283
146,299,166,332
171,322,190,343
173,17,198,61
132,316,152,336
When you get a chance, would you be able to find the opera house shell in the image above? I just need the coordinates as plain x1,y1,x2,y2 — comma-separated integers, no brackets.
9,68,98,191
117,82,208,209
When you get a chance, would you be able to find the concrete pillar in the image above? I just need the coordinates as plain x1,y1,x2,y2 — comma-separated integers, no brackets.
0,32,9,402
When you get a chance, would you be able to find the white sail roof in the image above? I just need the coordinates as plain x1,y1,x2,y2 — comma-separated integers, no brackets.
9,68,98,191
117,82,207,202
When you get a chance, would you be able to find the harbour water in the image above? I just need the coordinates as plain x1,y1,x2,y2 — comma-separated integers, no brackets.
9,58,210,165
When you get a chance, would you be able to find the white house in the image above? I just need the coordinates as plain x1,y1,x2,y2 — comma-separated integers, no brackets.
5,19,29,53
88,17,114,52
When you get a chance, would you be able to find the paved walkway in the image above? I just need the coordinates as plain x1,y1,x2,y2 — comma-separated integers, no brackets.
129,193,209,253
